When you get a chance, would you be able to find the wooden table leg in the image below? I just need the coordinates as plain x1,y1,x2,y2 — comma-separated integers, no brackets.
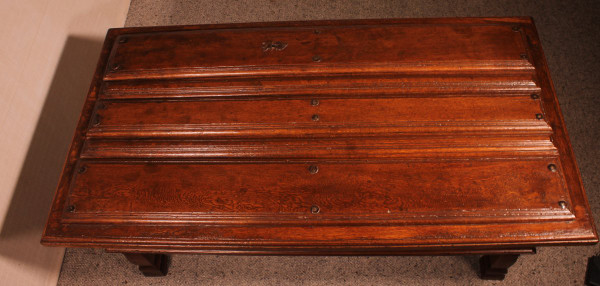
123,253,170,276
479,254,519,280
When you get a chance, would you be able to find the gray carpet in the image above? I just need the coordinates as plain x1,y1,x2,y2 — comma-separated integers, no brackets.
57,1,600,285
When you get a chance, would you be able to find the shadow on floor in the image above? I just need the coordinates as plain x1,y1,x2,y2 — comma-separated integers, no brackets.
0,36,103,267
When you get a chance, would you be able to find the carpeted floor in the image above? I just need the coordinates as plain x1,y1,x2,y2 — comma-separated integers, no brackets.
57,1,600,285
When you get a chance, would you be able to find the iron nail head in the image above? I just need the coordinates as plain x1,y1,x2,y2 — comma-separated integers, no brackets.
558,201,567,209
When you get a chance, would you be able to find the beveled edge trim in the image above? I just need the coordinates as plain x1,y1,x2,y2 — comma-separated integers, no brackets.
104,61,535,81
101,76,541,99
86,121,553,139
79,135,559,160
523,20,599,240
61,208,575,226
41,226,598,249
103,247,538,256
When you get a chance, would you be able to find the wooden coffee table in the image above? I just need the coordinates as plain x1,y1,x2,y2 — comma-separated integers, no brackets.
42,17,597,280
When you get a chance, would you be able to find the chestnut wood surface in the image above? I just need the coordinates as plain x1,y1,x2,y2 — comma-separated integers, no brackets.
42,17,596,278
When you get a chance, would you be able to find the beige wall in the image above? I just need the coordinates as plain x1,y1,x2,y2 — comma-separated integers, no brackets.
0,0,129,285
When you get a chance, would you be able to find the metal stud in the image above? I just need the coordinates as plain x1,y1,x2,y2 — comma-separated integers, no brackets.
548,164,557,172
312,114,320,121
311,99,319,106
311,205,320,214
530,94,539,99
78,165,87,174
312,55,321,62
535,113,544,120
118,37,128,43
308,165,319,174
520,53,528,59
558,201,567,209
111,64,121,71
66,205,75,212
512,26,520,32
314,29,321,34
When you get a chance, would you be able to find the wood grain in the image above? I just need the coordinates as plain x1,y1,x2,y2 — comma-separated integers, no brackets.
101,75,540,99
42,18,597,264
80,136,557,160
63,160,572,225
104,23,532,80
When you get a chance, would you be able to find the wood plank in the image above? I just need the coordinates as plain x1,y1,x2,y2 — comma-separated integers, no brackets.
88,97,548,139
63,160,572,225
81,137,557,160
101,75,540,99
104,23,532,80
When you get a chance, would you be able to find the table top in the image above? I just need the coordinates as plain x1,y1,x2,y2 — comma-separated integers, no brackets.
42,17,597,255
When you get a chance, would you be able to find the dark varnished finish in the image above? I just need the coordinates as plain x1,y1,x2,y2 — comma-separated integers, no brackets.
64,160,572,225
123,253,169,277
42,18,597,279
480,254,521,280
104,23,531,80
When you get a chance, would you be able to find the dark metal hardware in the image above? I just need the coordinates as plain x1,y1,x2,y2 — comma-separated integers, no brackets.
262,41,288,52
558,201,567,209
